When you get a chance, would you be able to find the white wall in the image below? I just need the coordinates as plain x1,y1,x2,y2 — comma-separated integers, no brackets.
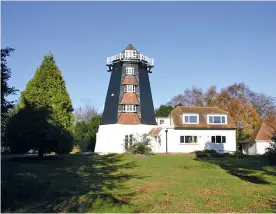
156,117,171,127
242,141,272,155
95,124,158,153
155,129,236,154
248,143,257,154
96,125,237,154
256,141,272,154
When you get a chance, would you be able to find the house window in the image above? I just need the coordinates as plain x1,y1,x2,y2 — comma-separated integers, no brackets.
208,115,227,124
211,136,226,143
183,114,199,124
185,136,197,143
123,105,136,112
180,136,198,143
126,67,134,75
124,85,135,92
159,119,164,125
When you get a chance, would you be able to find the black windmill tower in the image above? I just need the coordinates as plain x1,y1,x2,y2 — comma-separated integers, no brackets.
101,44,157,125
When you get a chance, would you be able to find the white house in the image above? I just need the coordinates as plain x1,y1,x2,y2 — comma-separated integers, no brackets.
149,106,237,154
241,123,276,155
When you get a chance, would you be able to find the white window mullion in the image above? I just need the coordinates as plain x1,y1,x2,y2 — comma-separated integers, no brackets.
123,104,137,113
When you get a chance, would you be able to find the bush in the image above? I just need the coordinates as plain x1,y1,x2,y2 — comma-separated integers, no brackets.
124,134,152,155
77,140,95,152
231,151,246,159
264,142,276,165
195,149,225,158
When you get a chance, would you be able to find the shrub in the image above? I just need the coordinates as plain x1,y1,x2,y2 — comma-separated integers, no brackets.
77,140,95,152
264,142,276,165
195,149,225,158
232,151,246,159
124,133,152,155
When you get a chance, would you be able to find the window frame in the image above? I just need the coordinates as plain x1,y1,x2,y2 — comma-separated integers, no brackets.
185,136,198,143
183,114,199,124
125,134,134,150
159,119,164,125
211,135,226,143
123,105,136,112
207,114,227,124
126,67,134,75
124,85,136,92
125,50,136,58
180,135,198,144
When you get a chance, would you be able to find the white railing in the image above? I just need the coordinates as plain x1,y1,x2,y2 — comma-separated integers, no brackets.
107,53,154,66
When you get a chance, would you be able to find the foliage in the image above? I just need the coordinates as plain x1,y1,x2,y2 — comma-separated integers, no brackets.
1,48,18,140
124,134,152,155
74,115,101,152
4,102,73,155
5,53,74,155
166,82,275,148
155,105,174,117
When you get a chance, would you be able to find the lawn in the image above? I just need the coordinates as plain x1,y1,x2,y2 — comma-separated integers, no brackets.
1,153,276,212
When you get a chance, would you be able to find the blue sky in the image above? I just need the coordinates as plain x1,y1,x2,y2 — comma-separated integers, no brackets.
2,2,276,112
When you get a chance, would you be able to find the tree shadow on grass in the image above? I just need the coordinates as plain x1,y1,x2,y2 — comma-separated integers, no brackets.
1,153,144,212
194,152,275,185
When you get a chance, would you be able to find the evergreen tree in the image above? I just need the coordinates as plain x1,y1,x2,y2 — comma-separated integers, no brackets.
5,53,74,155
155,105,174,117
75,114,101,152
1,48,18,140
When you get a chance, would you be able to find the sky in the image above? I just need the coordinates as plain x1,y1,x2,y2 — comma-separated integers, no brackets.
2,2,276,112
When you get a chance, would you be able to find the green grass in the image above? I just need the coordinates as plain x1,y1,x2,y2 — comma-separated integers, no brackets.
1,153,276,212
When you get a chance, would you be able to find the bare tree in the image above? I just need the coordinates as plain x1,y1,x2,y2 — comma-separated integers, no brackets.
74,103,98,123
247,92,276,119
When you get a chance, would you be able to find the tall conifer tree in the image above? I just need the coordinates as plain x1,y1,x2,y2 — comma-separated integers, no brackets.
6,53,74,155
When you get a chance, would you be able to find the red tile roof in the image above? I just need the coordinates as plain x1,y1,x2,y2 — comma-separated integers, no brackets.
122,76,138,85
242,123,276,143
148,128,162,135
120,93,139,105
117,113,141,124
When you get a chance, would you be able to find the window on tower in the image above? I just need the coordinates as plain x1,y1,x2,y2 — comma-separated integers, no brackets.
126,67,134,75
123,105,136,112
124,85,136,93
125,50,136,58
